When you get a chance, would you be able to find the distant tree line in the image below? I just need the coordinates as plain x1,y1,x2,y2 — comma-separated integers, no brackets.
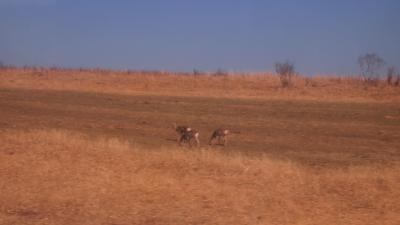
273,53,399,88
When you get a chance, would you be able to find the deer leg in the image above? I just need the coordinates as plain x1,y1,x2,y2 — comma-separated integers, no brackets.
178,135,185,146
223,136,227,146
209,136,215,145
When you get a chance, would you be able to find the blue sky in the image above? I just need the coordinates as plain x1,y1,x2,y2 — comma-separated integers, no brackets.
0,0,399,75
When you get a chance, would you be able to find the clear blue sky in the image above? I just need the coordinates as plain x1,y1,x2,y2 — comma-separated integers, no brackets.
1,0,399,75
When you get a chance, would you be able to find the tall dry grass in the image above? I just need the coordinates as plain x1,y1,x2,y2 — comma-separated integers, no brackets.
1,67,400,102
1,129,399,225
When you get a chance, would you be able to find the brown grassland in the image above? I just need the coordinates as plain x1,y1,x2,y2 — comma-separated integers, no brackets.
1,67,400,225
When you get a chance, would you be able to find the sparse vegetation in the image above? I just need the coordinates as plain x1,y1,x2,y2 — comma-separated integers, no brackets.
213,68,228,76
358,53,386,85
275,61,296,88
1,67,400,102
192,68,204,76
387,66,400,87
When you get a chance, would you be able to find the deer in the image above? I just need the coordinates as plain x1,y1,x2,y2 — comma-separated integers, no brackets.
173,123,189,141
173,123,200,147
209,128,230,146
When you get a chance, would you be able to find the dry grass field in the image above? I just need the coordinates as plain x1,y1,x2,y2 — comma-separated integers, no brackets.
1,130,399,225
1,68,400,225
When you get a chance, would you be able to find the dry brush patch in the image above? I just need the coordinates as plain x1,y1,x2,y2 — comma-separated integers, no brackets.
1,130,399,225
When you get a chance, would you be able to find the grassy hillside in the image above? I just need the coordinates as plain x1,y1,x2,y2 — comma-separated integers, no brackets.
0,67,399,224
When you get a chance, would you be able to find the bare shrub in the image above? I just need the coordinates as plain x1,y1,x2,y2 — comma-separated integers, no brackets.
387,67,395,85
275,61,295,88
358,53,385,85
192,69,204,76
213,68,228,76
386,66,399,86
395,75,400,87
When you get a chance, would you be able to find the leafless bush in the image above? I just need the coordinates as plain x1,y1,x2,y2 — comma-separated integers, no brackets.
213,69,228,76
386,66,400,86
192,69,204,76
387,67,394,85
275,61,295,88
358,53,385,86
394,75,400,87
